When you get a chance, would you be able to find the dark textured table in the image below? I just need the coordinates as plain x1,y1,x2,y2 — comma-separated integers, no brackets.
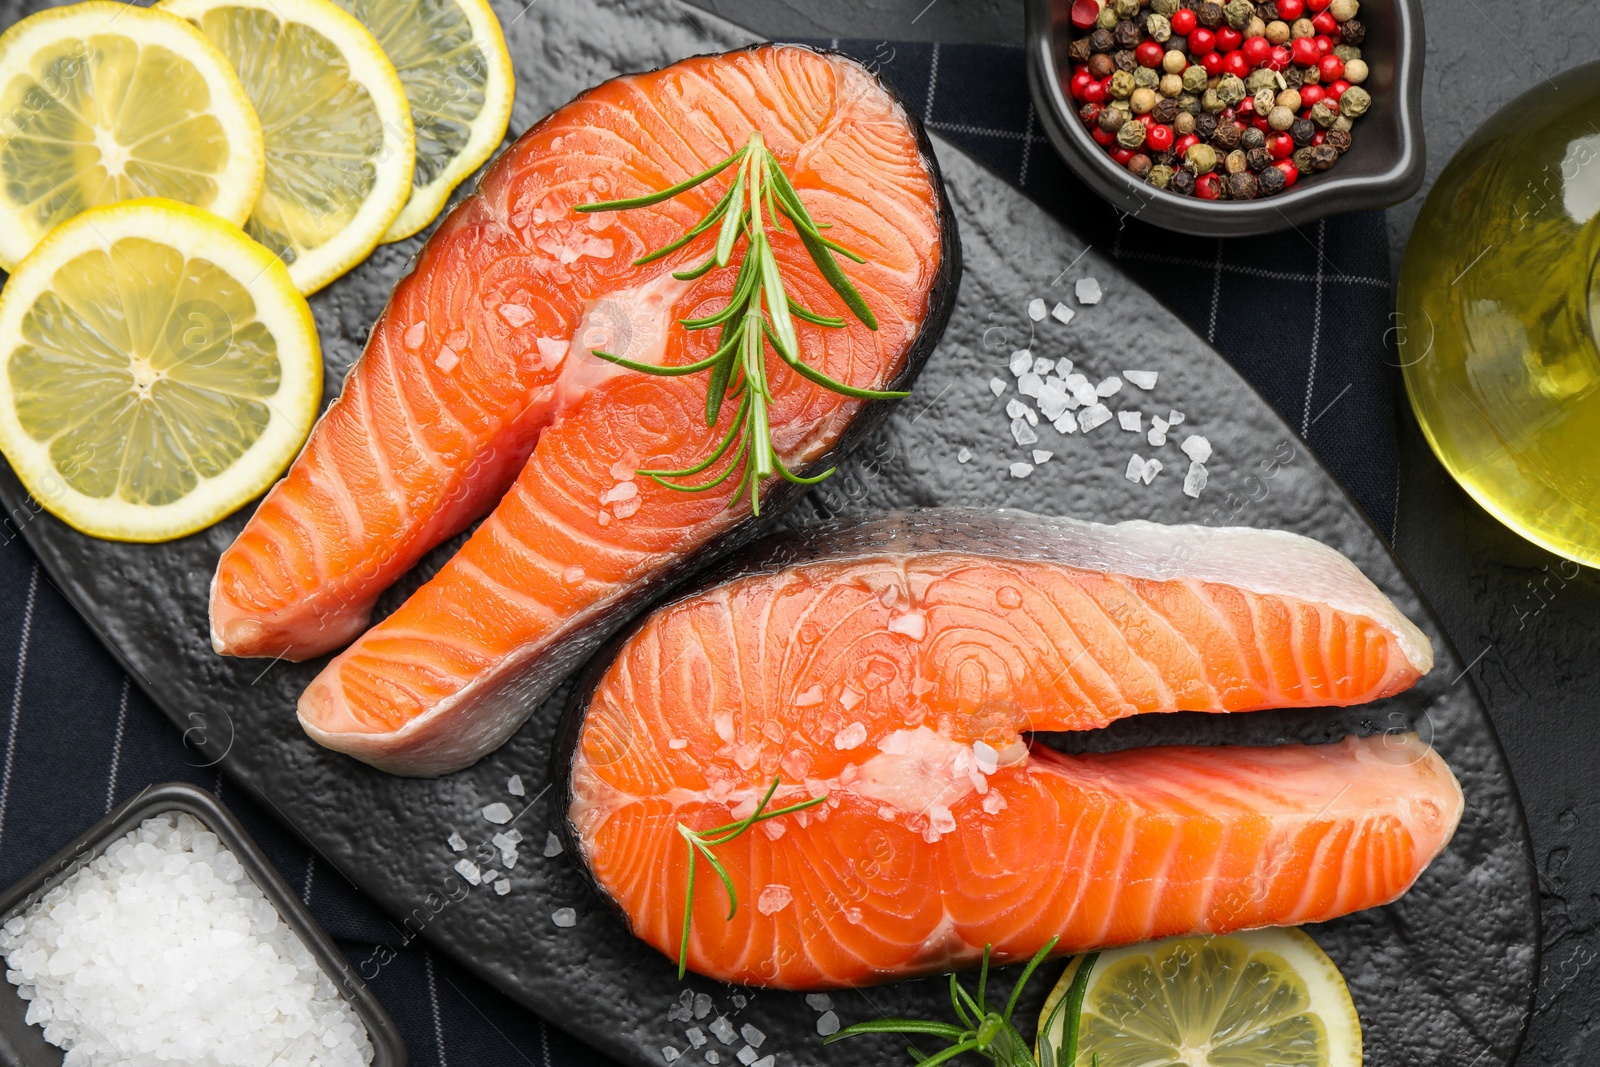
689,2,1600,1065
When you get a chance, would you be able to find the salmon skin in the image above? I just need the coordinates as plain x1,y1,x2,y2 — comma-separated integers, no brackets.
552,509,1458,989
277,45,957,774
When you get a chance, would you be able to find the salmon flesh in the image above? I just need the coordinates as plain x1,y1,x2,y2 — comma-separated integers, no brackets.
554,509,1460,989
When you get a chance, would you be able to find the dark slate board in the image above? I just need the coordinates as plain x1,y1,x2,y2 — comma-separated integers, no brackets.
0,1,1535,1065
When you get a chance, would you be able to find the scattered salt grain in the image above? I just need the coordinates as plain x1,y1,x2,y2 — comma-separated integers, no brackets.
687,1028,708,1048
1077,404,1113,433
403,322,427,349
694,994,713,1020
434,345,460,373
1055,357,1075,376
982,792,1008,814
1005,398,1029,421
838,687,862,711
757,886,792,916
1010,462,1034,479
1037,384,1071,422
806,994,834,1012
551,908,577,928
507,775,525,796
1184,462,1208,499
1181,435,1213,464
664,1047,682,1062
1141,458,1163,485
1018,372,1043,399
1050,302,1075,326
957,447,972,464
1032,449,1053,465
482,802,513,825
1168,409,1185,425
1096,376,1122,398
1125,455,1147,483
1148,417,1169,447
1011,418,1039,447
794,685,824,707
817,1012,841,1037
1009,350,1033,376
454,858,482,885
834,723,868,750
1053,414,1077,434
498,303,536,328
989,378,1007,397
481,868,499,883
1124,370,1158,390
736,1047,758,1066
669,737,690,750
448,831,467,852
1033,356,1054,375
544,832,564,858
1027,298,1047,321
888,612,927,640
752,1057,775,1067
1117,411,1142,432
740,1025,765,1049
706,1054,721,1065
973,740,1000,774
1076,277,1103,305
710,1016,738,1044
494,879,511,896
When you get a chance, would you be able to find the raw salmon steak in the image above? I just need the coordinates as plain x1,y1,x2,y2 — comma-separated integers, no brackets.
553,510,1458,989
210,43,956,675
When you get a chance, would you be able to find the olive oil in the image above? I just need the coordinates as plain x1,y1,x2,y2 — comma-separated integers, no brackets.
1398,61,1600,566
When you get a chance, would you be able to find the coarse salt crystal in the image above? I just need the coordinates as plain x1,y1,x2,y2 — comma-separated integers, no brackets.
1076,277,1103,305
957,447,972,464
544,832,563,858
694,994,713,1019
1125,455,1148,483
1018,372,1043,398
1124,369,1158,390
1037,385,1071,422
839,687,862,711
982,792,1008,814
687,1028,708,1048
1054,414,1077,434
1033,449,1053,465
806,994,834,1012
494,879,511,895
1010,462,1034,479
1078,404,1112,432
1148,426,1168,448
710,1016,738,1044
737,1047,758,1066
714,712,734,741
1168,409,1185,425
447,831,467,852
888,612,927,640
403,322,428,350
1027,298,1047,321
498,303,536,328
834,722,867,750
482,803,513,824
1141,458,1163,485
454,859,482,885
1006,398,1029,420
1051,302,1075,326
1096,376,1122,397
1011,418,1039,447
752,1057,775,1067
1118,411,1142,432
1055,357,1074,376
663,1047,681,1062
1010,350,1033,376
794,685,824,707
1184,462,1208,498
973,740,999,774
817,1011,841,1037
1181,435,1213,464
669,737,689,750
1033,356,1054,375
552,908,577,928
434,345,460,373
989,377,1007,397
507,775,525,796
756,886,792,916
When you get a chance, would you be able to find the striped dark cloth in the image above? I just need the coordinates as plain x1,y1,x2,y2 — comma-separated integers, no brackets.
0,38,1398,1067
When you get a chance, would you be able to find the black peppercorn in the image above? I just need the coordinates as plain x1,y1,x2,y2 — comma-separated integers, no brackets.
1148,99,1175,124
1255,1,1279,19
1290,118,1316,146
1114,19,1143,47
1211,121,1242,150
1128,153,1154,178
1113,49,1138,71
1281,66,1303,89
1226,171,1259,199
1245,146,1273,171
1291,145,1316,172
1194,112,1218,140
1308,143,1338,171
1258,165,1286,195
1197,1,1224,26
1169,167,1196,195
1240,126,1265,151
1088,53,1115,78
1068,37,1093,63
1098,107,1127,132
1134,9,1153,31
1339,18,1364,44
1325,127,1352,154
1089,28,1115,52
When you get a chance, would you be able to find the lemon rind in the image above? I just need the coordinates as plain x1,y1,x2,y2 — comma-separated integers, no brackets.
377,0,514,243
0,1,266,273
0,198,321,543
160,0,416,296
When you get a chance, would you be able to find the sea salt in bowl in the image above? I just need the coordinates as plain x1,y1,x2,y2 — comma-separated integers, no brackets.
0,783,404,1067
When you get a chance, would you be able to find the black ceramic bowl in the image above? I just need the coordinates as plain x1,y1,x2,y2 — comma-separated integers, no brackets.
1026,0,1426,235
0,783,406,1067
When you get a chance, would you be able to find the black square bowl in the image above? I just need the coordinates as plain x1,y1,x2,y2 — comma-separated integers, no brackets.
0,782,406,1067
1026,0,1426,235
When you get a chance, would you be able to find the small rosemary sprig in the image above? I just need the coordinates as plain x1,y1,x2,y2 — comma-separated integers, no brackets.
825,941,1101,1067
576,131,907,515
675,775,826,979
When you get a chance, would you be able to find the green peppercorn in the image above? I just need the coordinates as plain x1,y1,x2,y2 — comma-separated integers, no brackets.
1224,148,1249,174
1152,0,1180,13
1223,0,1253,28
1341,86,1371,117
1265,19,1290,44
1186,142,1218,173
1159,72,1184,97
1267,105,1296,131
1240,126,1265,150
1309,100,1338,128
1258,165,1287,195
1133,67,1160,90
1334,45,1363,64
1246,145,1273,171
1244,69,1276,94
1127,152,1154,178
1169,167,1196,194
1329,0,1358,20
1290,17,1314,37
1291,145,1316,171
1326,127,1352,153
1182,65,1209,93
1146,12,1172,40
1174,111,1197,136
1089,53,1115,78
1253,87,1276,113
1332,114,1354,133
1290,117,1315,145
1109,69,1136,99
1282,66,1303,89
1227,171,1259,199
1178,92,1203,114
1301,63,1321,85
1096,5,1120,30
1148,163,1175,189
1202,87,1225,113
1197,1,1224,27
1118,120,1148,149
1340,18,1365,44
1216,74,1247,106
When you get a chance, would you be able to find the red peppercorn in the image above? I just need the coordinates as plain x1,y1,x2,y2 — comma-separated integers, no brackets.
1134,40,1162,67
1314,34,1334,55
1327,78,1350,100
1275,160,1300,186
1300,84,1324,106
1267,45,1292,70
1216,27,1243,52
1254,116,1272,132
1267,131,1294,159
1174,133,1200,157
1195,172,1223,199
1082,79,1107,104
1311,10,1339,36
1318,54,1344,81
1237,97,1255,116
1069,71,1092,99
1201,50,1225,75
1277,0,1305,18
1221,50,1250,77
1170,8,1197,35
1111,147,1135,165
1241,36,1272,66
1079,103,1102,124
1291,37,1319,66
1146,123,1174,151
1070,0,1101,29
1307,0,1332,10
1093,126,1117,146
1188,27,1215,54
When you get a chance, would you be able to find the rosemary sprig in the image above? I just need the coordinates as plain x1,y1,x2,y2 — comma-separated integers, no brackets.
675,775,826,979
576,131,907,515
824,941,1100,1067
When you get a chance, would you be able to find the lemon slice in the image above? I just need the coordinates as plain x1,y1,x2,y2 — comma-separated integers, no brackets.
329,0,513,242
0,1,265,272
0,199,321,542
161,0,415,296
1039,929,1362,1067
